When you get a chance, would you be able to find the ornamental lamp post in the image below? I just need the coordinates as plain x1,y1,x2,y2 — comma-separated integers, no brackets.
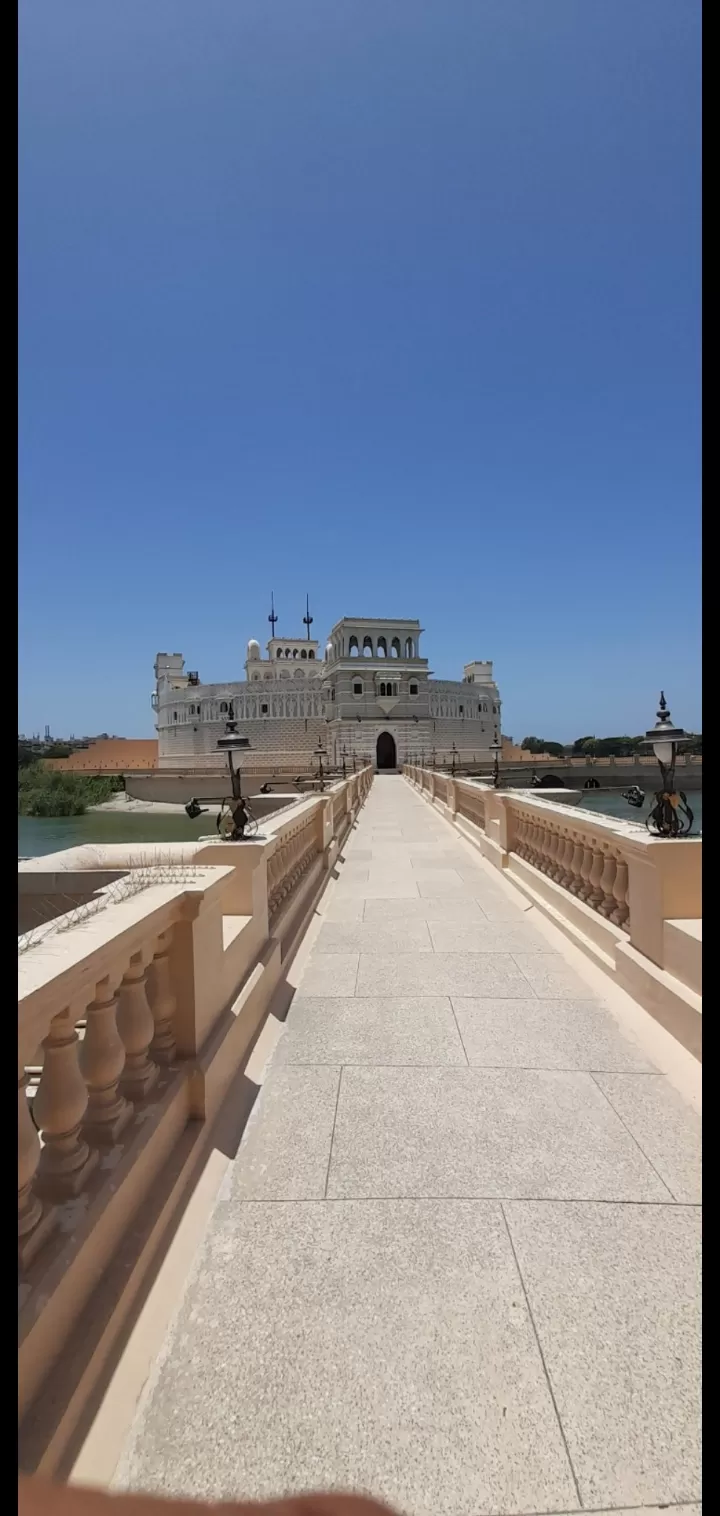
314,738,327,792
640,692,694,837
490,730,502,789
451,742,458,777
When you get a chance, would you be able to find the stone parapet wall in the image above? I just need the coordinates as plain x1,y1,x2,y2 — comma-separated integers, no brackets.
18,767,374,1471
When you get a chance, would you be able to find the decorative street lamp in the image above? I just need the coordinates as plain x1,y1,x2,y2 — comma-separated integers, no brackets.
420,744,425,768
185,707,253,839
490,729,502,789
314,738,327,792
450,742,458,776
431,744,436,769
341,743,347,779
640,692,694,837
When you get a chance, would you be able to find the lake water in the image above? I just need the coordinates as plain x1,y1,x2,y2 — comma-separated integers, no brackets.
18,811,215,859
578,788,702,833
19,786,702,858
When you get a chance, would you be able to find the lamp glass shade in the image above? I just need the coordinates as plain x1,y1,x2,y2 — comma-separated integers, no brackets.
653,739,674,766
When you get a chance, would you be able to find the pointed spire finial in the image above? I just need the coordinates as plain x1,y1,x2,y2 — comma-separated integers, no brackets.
268,592,278,637
303,593,314,640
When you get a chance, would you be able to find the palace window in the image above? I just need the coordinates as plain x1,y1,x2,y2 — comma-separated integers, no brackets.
459,704,464,715
353,681,363,696
409,682,418,696
308,650,315,659
261,703,268,715
220,702,228,713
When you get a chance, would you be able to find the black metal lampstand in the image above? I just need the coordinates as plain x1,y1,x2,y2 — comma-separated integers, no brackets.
640,692,694,837
314,739,327,792
490,730,502,789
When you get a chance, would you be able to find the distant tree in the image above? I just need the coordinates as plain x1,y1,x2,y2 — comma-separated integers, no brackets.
521,736,565,758
591,736,637,758
44,743,73,758
572,736,596,755
18,743,36,768
684,732,702,756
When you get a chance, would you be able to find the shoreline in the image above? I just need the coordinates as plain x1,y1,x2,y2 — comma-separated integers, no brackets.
87,795,222,817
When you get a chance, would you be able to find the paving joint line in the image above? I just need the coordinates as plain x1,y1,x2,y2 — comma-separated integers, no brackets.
499,1199,583,1510
322,1066,344,1199
236,1194,701,1208
588,1071,678,1201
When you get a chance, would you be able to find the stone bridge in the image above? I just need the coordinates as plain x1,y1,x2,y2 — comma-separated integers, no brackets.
19,772,701,1516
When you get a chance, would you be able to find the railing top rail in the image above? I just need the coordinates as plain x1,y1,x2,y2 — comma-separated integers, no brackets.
18,866,232,1038
502,789,701,852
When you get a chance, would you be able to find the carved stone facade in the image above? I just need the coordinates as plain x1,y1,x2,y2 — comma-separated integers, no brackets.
153,616,501,770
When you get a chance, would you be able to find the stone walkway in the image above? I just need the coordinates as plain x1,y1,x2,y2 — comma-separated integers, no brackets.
118,777,701,1516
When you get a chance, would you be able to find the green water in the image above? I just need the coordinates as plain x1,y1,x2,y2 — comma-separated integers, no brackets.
18,811,214,859
579,788,702,833
19,787,702,858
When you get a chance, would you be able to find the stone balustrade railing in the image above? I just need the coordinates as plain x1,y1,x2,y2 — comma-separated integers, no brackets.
267,807,323,922
405,765,701,1058
509,796,630,926
454,778,487,833
432,773,449,804
18,767,372,1469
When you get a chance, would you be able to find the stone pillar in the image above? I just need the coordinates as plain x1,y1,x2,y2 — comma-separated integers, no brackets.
148,931,178,1065
625,839,701,966
117,955,159,1101
18,1066,56,1265
34,1011,99,1199
81,976,133,1145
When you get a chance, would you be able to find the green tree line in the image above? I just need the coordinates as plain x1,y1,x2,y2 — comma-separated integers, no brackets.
520,733,702,759
18,757,124,817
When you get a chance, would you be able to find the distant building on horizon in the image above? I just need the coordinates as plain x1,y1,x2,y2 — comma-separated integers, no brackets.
153,610,501,771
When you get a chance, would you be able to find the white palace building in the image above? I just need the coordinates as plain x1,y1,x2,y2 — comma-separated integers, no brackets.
153,609,501,772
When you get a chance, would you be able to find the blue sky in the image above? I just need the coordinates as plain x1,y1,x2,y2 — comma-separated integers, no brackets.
19,0,701,743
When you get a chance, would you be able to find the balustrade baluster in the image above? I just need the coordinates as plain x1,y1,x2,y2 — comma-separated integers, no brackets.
148,931,178,1064
537,825,551,872
557,835,575,887
34,1011,98,1198
548,831,563,882
81,978,133,1144
568,840,585,894
544,830,559,876
598,854,618,918
118,955,159,1100
19,1069,56,1264
610,859,630,927
587,850,605,910
577,845,595,902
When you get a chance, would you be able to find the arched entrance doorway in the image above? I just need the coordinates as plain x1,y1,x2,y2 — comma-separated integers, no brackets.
376,731,397,770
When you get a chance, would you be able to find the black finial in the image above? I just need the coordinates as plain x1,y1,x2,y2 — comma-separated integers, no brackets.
303,593,313,640
268,592,278,636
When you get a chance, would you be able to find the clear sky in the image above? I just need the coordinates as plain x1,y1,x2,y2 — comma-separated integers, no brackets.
19,0,701,744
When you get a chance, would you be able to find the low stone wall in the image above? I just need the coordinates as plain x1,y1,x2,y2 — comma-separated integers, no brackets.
406,765,701,1061
18,767,373,1472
